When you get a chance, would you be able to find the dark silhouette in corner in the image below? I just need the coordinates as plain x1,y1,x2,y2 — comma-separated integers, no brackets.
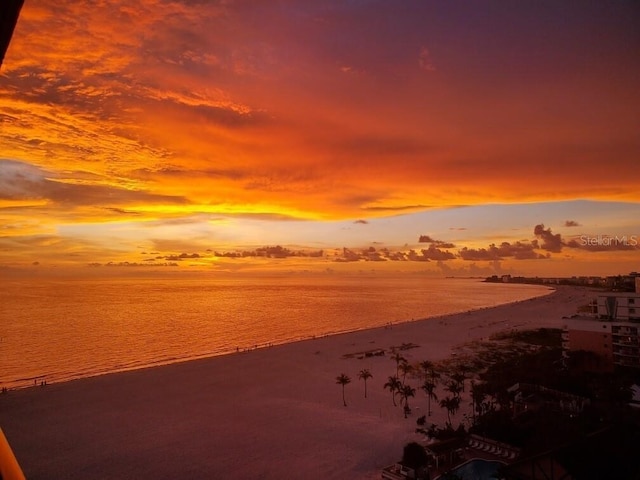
0,0,24,68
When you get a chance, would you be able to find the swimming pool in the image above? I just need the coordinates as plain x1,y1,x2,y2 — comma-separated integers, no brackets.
436,459,505,480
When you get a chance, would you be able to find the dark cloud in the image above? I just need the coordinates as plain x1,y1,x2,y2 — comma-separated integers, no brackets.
459,241,546,261
420,245,455,261
534,224,639,254
564,220,581,227
104,207,141,215
164,252,201,261
361,247,386,261
494,241,546,260
459,246,499,261
533,224,564,253
332,246,452,263
354,219,368,224
89,262,179,267
407,249,430,262
213,246,324,259
418,235,455,249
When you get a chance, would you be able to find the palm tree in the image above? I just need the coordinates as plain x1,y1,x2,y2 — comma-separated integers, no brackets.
399,362,413,385
391,352,407,377
444,379,462,399
450,371,466,393
439,396,461,425
384,375,402,406
470,381,486,424
336,373,351,407
358,369,373,398
399,384,416,418
421,380,438,416
419,360,440,382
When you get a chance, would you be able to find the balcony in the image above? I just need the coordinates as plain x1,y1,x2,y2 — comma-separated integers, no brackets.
612,348,639,358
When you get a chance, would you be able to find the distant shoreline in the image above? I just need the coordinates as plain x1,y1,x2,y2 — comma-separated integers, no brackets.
0,285,594,479
1,281,552,391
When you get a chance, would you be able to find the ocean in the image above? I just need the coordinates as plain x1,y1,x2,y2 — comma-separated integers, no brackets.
0,275,550,389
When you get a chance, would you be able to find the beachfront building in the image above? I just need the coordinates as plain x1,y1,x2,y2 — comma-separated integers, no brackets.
563,291,640,370
590,292,640,321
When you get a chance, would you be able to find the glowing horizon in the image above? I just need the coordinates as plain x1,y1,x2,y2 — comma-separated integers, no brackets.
1,1,639,276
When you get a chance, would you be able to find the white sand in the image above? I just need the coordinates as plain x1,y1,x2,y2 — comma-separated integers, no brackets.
0,286,594,480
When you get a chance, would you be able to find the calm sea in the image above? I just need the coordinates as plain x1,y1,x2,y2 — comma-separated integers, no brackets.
0,275,550,389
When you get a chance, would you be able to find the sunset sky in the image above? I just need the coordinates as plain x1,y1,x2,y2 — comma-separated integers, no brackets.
1,0,639,277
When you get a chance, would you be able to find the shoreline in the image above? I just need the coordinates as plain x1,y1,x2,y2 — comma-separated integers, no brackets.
3,282,553,392
0,285,595,480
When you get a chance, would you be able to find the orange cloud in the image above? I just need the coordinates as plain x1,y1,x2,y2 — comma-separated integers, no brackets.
1,1,639,272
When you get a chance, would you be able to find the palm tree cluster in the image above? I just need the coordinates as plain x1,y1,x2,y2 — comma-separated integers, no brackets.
420,360,439,417
336,369,374,406
438,368,467,426
384,352,417,418
384,354,458,421
336,350,472,427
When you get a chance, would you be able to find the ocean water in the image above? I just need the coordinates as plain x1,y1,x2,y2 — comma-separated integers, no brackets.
0,275,550,389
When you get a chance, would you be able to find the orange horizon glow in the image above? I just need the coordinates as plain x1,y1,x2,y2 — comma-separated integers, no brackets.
1,1,639,276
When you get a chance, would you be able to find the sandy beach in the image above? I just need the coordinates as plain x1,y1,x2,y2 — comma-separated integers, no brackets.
0,285,594,480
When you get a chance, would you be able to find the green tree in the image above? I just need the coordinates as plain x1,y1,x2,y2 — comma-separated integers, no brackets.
336,373,351,407
384,375,402,406
358,369,373,398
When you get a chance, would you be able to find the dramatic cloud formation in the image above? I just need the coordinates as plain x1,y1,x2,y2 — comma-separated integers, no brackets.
1,1,638,274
